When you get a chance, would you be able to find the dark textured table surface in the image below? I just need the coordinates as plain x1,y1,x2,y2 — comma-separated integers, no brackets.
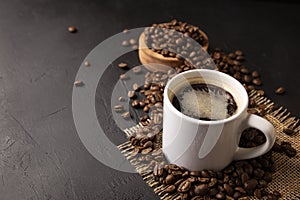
0,0,299,199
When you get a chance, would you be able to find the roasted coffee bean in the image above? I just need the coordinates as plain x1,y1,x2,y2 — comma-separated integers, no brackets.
201,170,210,178
235,187,246,194
283,128,295,135
233,191,242,199
132,66,142,74
244,179,258,194
208,178,218,187
180,193,189,200
252,71,259,78
253,78,262,86
118,62,128,68
165,174,177,185
235,50,243,56
143,105,149,112
113,104,124,112
164,185,176,193
171,170,183,177
174,179,184,187
275,87,285,94
254,168,264,179
74,80,84,87
263,172,273,182
224,184,233,196
241,172,249,184
254,189,262,198
141,147,152,154
122,40,129,46
121,111,130,119
244,164,253,175
120,73,129,80
209,188,218,196
198,178,210,183
123,29,129,34
194,184,209,195
68,26,77,33
128,90,136,99
257,90,265,96
84,61,90,67
118,96,125,102
133,83,139,91
178,180,191,193
190,171,201,177
244,75,251,83
236,55,245,61
143,140,152,148
168,164,181,171
215,192,226,199
131,45,138,50
129,38,137,45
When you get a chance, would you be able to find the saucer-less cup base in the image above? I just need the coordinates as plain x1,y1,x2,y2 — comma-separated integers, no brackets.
163,69,275,171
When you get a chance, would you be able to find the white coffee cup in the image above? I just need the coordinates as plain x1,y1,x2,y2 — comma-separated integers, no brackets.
163,69,275,171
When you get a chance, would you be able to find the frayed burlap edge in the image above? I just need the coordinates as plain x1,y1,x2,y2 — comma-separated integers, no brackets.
118,90,300,200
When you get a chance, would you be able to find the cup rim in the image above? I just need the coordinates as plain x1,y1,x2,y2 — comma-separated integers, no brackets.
164,69,249,125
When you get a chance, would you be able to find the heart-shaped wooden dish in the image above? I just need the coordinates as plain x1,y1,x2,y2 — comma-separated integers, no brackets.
138,30,209,72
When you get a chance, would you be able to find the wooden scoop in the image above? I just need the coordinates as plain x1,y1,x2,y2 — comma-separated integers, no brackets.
138,31,209,72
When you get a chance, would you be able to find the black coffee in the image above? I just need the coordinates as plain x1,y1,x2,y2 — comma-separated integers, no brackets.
171,83,237,121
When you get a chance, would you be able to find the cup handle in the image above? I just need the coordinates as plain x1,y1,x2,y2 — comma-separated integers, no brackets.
233,114,276,160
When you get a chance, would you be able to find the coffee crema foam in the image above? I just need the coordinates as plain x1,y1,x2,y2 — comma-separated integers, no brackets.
171,83,237,121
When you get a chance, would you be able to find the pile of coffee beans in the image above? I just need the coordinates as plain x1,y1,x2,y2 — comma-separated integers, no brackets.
239,128,266,148
153,151,281,200
115,21,299,200
144,19,208,57
129,108,163,156
143,20,214,69
211,48,262,92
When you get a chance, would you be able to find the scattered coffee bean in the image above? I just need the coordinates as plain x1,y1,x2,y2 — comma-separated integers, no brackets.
283,128,295,135
123,29,129,34
68,26,77,33
141,147,152,154
178,180,191,193
118,62,128,68
74,80,84,87
113,104,124,112
132,66,142,74
133,83,139,91
118,96,125,102
257,90,265,96
215,192,226,199
129,38,137,45
128,90,136,99
131,45,138,50
120,73,129,80
235,50,243,56
194,184,209,196
132,100,139,108
252,78,262,86
252,71,259,78
164,185,176,193
275,87,285,95
121,111,130,119
84,61,90,67
122,40,129,46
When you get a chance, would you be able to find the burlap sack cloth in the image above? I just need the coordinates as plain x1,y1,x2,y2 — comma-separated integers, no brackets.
118,90,300,200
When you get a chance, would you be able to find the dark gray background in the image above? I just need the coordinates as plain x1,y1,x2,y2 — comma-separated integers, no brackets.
0,0,299,199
